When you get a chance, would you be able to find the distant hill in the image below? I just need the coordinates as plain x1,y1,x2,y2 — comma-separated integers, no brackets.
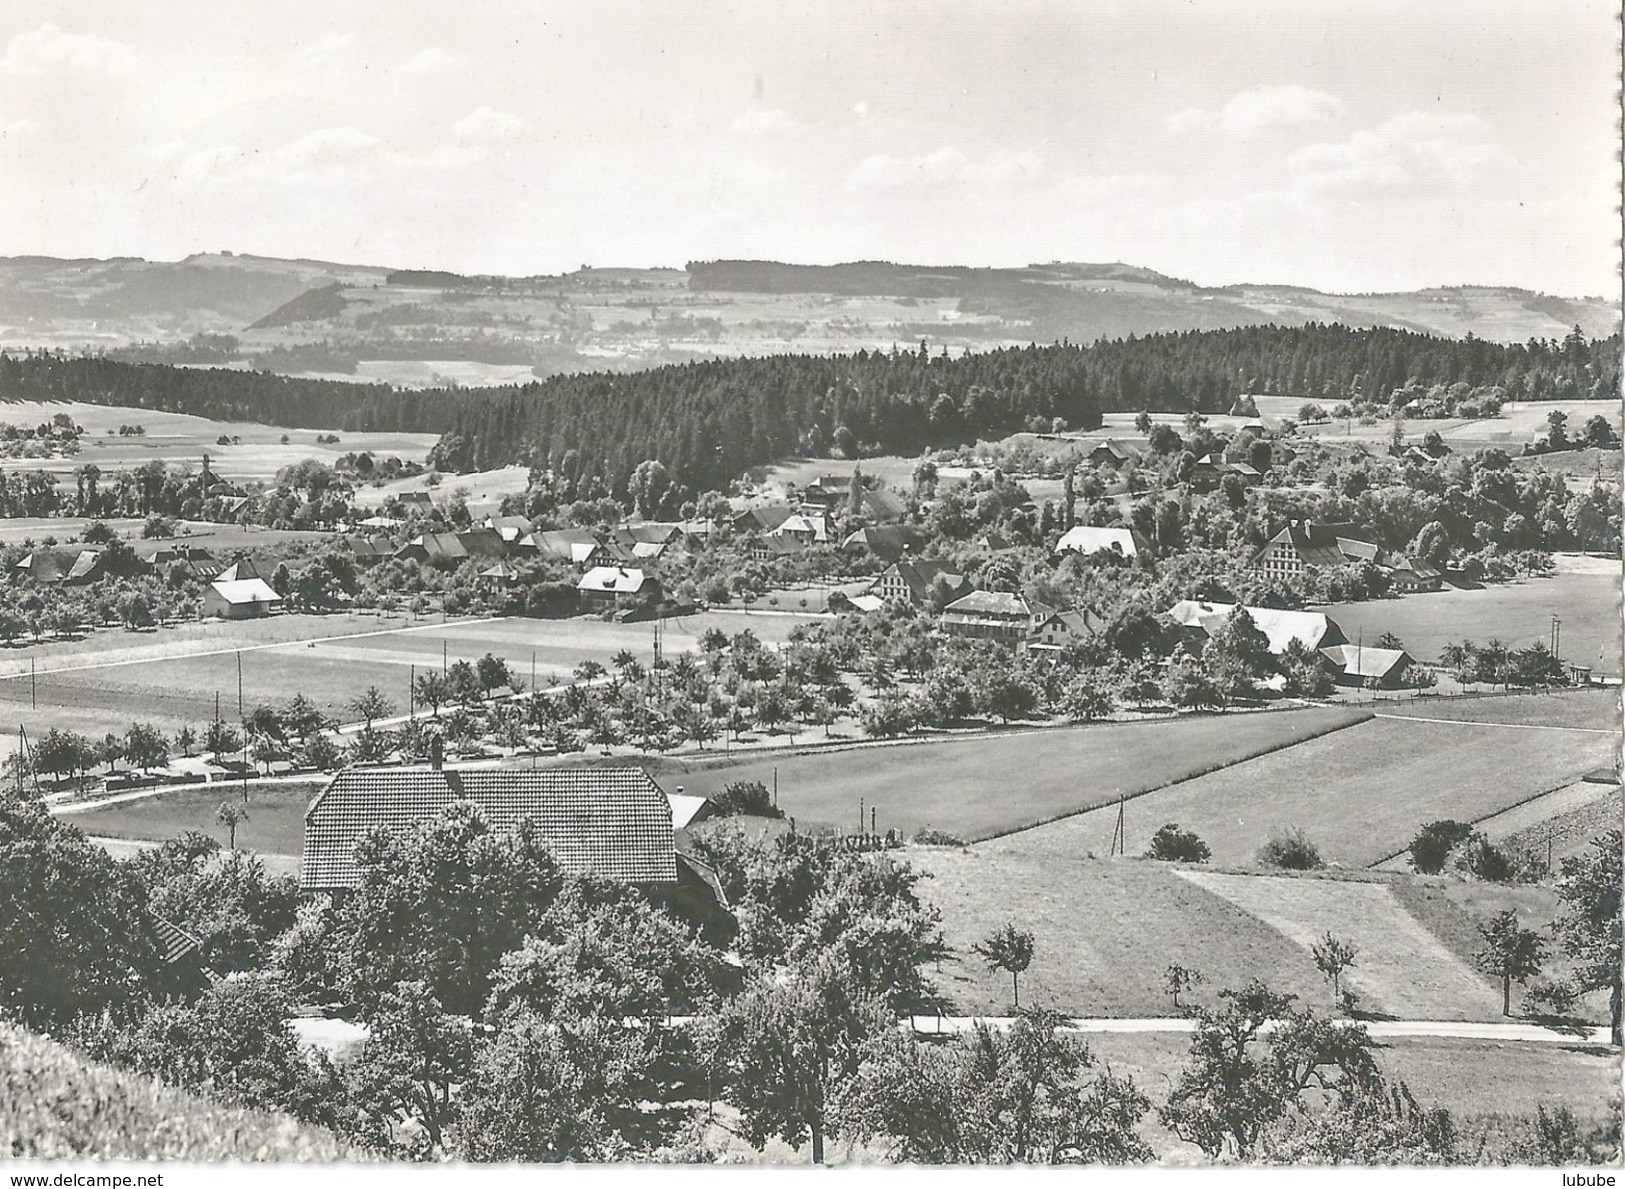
0,1021,357,1160
0,252,1615,383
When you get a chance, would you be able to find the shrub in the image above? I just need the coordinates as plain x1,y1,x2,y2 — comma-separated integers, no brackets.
1145,822,1211,863
1521,977,1580,1019
1451,832,1520,883
1257,827,1324,870
710,779,784,819
1408,820,1475,875
912,827,966,847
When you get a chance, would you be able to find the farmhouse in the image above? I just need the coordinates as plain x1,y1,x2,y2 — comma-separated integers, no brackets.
1167,599,1346,654
941,590,1034,642
1249,519,1441,591
482,514,535,544
1088,439,1138,468
1319,643,1413,688
13,548,101,585
841,524,927,561
300,764,730,939
1055,524,1146,561
732,504,796,534
214,556,266,583
524,528,602,566
202,577,283,620
867,558,969,607
795,476,848,513
578,565,661,608
769,513,830,545
1028,607,1103,652
394,532,469,563
855,487,907,522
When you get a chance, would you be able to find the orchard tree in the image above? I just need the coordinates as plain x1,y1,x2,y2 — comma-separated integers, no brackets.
346,980,471,1159
1475,910,1545,1017
215,801,247,849
703,960,891,1164
975,923,1036,1009
1551,831,1622,1044
350,686,394,730
1310,933,1357,1006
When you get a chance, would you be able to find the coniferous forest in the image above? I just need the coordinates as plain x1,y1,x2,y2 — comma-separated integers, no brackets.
2,322,1616,497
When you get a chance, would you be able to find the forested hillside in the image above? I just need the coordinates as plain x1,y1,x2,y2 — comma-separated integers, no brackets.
427,324,1620,492
1,321,1616,498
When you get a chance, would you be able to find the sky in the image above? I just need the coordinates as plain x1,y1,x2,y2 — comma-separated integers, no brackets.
0,0,1618,296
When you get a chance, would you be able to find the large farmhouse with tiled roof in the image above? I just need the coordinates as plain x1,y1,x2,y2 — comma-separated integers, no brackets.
300,762,733,940
1249,519,1441,591
302,765,679,892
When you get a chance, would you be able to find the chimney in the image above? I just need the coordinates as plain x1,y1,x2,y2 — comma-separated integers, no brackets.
428,735,443,771
675,785,685,795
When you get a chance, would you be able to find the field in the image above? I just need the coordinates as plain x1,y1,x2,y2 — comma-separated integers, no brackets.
0,516,331,554
69,781,322,859
985,712,1616,869
0,607,825,758
1323,557,1621,676
642,705,1367,841
908,849,1332,1016
0,399,437,486
0,1022,356,1160
1250,397,1622,454
351,463,530,510
1174,869,1503,1019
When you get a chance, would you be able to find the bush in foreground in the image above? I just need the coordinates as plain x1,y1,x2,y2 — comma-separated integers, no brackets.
1257,828,1324,871
1144,823,1211,863
0,1023,357,1160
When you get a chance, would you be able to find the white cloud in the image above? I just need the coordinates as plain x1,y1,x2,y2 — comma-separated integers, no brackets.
395,46,463,76
846,145,1042,192
272,126,380,168
1167,85,1344,137
293,32,356,69
729,106,799,136
451,107,528,142
2,23,136,77
1290,110,1501,193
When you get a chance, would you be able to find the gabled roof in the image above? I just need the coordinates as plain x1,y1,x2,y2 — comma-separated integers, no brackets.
578,565,653,594
215,557,265,582
1055,525,1144,559
302,766,678,890
842,524,927,560
397,532,468,560
869,558,964,602
485,515,535,542
770,513,830,542
1255,521,1378,569
733,504,795,532
14,549,83,583
1167,599,1344,654
667,792,715,831
1031,608,1103,637
209,577,283,606
455,530,508,558
1089,438,1138,462
858,488,907,521
63,550,106,584
1320,644,1411,680
526,528,601,562
944,590,1031,618
480,559,520,581
150,916,203,966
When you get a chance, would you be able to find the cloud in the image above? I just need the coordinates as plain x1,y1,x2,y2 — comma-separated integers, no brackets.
729,106,799,136
1167,85,1344,137
1290,110,1501,192
271,126,380,168
846,145,1042,192
451,107,528,142
2,22,136,77
395,46,463,76
293,32,356,69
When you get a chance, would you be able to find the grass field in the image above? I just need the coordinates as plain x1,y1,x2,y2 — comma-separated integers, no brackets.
1369,686,1620,730
0,516,333,554
1251,398,1622,454
641,706,1367,841
0,399,437,486
0,607,825,758
986,715,1616,869
1324,560,1621,677
69,781,323,858
351,463,530,510
1174,869,1504,1020
909,850,1332,1017
0,1022,356,1160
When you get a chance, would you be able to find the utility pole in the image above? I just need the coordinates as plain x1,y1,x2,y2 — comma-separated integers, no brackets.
859,795,864,835
773,765,778,809
236,651,243,718
29,658,35,710
1109,792,1127,856
443,639,448,676
409,663,415,720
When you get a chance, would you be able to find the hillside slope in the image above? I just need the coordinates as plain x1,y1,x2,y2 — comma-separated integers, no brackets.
0,1023,358,1160
2,255,1615,383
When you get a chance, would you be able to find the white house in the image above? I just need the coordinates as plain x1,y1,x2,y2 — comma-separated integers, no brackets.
1055,525,1146,560
202,578,283,620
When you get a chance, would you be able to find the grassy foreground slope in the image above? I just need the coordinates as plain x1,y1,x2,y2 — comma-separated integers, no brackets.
0,1023,356,1160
